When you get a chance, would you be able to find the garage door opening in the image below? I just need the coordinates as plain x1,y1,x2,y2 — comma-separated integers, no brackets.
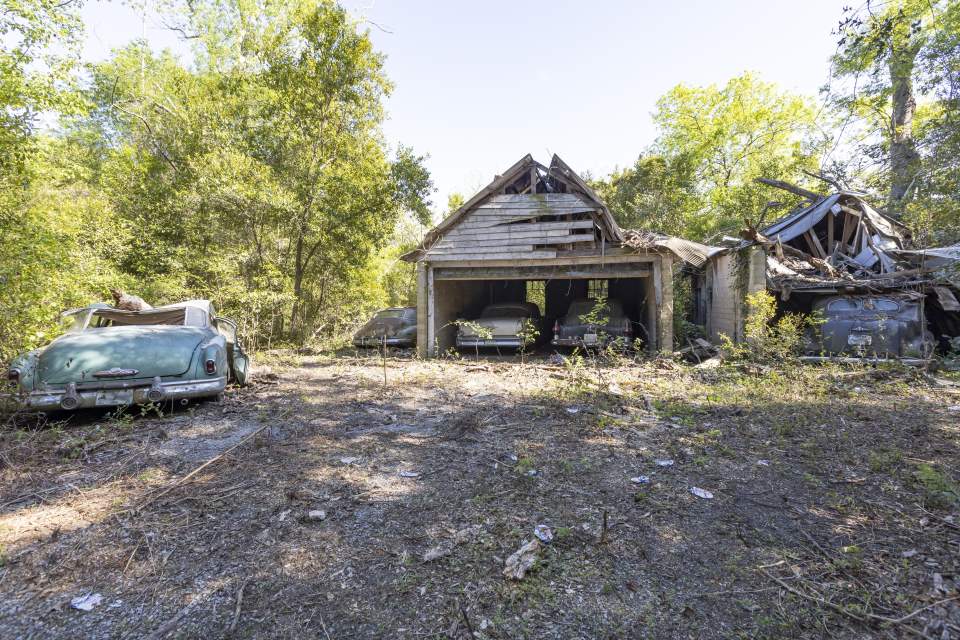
428,272,656,355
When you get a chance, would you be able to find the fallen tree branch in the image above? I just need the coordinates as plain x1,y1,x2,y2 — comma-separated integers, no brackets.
135,424,271,511
755,177,823,201
802,169,845,191
762,569,942,637
228,577,251,634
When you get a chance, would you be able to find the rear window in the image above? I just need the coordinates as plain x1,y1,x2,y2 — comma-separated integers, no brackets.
867,299,900,312
568,299,622,316
481,304,534,318
91,307,208,327
376,309,406,319
826,299,859,312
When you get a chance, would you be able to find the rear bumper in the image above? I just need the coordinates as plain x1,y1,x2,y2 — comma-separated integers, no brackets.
353,336,414,348
456,337,527,349
12,376,227,411
800,356,930,366
552,335,631,348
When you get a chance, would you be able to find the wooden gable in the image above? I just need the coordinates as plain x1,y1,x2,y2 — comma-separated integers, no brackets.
413,154,620,262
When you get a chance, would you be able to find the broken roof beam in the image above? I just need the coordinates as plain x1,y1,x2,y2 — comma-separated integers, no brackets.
755,177,824,202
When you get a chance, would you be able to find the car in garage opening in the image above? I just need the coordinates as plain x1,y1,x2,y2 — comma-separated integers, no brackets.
5,300,249,411
352,307,417,348
802,294,934,363
551,298,633,349
455,302,542,350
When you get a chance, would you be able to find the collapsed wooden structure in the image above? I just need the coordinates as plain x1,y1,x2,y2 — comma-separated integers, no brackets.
727,179,960,349
403,154,682,356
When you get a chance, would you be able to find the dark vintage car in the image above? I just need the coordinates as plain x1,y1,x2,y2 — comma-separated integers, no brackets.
6,300,249,411
803,294,934,363
552,298,633,348
456,302,541,350
353,307,417,348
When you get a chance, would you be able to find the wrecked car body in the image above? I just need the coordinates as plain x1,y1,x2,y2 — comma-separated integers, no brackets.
6,300,249,411
353,307,417,348
456,302,541,350
802,294,934,363
552,298,633,348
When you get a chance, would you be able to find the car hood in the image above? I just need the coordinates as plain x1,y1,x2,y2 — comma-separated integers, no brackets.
459,317,526,337
354,317,407,339
38,326,209,385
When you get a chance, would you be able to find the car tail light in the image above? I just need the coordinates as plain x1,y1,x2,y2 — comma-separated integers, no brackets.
205,359,217,375
7,368,20,383
624,320,633,335
553,320,560,338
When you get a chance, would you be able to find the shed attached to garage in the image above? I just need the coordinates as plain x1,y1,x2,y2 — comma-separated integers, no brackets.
402,154,680,357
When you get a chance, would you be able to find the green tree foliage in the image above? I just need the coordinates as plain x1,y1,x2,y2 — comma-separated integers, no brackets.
0,0,112,362
832,0,960,242
595,74,824,241
75,0,432,346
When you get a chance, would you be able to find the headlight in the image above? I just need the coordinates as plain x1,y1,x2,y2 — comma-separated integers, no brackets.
7,368,20,383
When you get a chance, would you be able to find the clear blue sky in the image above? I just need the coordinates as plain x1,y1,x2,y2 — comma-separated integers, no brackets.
80,0,847,212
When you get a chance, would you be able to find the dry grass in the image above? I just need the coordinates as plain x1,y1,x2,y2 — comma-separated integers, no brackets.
0,353,958,639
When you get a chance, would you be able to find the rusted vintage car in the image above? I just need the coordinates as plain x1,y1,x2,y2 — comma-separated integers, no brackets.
456,302,541,350
6,300,249,411
802,294,934,363
551,298,633,348
353,307,417,348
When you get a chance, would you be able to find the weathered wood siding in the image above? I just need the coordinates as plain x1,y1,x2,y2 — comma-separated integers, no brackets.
423,193,600,262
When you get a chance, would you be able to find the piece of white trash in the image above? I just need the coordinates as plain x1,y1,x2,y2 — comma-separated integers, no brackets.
654,459,674,467
71,593,103,612
399,471,420,478
690,487,714,499
533,525,553,543
631,475,651,484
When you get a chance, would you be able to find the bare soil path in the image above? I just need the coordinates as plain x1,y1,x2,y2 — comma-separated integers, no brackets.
0,353,958,639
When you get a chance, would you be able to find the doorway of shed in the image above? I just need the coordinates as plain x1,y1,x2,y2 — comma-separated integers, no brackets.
429,276,655,354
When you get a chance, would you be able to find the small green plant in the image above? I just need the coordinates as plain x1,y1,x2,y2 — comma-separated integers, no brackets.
517,318,539,364
452,319,493,360
868,448,903,473
721,291,817,364
913,463,959,509
515,456,535,474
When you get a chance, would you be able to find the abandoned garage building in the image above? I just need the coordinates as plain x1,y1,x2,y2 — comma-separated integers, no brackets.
402,154,697,358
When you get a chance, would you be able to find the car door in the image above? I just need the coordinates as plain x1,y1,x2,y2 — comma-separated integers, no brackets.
213,317,249,385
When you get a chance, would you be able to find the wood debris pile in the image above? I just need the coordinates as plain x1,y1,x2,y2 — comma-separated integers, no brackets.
746,180,940,296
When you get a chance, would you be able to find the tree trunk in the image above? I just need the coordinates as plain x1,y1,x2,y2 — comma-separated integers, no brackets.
887,15,921,218
291,232,304,340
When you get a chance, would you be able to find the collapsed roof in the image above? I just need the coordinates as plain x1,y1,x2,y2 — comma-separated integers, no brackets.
622,230,724,268
746,185,928,294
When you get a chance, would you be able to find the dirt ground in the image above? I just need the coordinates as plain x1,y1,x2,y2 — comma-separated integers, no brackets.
1,351,959,639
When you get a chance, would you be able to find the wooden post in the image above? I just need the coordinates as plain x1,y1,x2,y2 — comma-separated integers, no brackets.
426,266,435,357
416,262,429,359
657,255,674,354
644,274,657,355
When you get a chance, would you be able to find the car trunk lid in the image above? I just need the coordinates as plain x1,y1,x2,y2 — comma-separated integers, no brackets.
38,326,208,385
460,317,523,337
823,316,904,356
356,317,406,338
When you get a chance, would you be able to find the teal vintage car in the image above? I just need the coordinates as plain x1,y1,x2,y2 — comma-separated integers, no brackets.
5,300,249,411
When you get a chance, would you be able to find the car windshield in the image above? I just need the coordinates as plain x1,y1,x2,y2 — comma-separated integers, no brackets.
375,309,406,319
481,304,535,318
